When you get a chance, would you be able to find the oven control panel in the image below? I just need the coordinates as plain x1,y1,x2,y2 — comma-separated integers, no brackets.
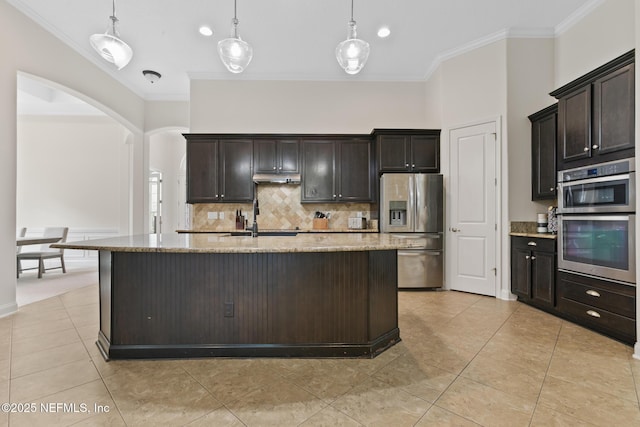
560,158,635,182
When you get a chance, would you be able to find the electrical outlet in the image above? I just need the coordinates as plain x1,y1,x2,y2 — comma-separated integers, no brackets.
208,212,218,220
219,212,225,220
224,302,234,317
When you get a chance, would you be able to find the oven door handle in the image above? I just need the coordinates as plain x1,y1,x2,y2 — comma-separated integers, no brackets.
559,214,634,221
561,173,632,187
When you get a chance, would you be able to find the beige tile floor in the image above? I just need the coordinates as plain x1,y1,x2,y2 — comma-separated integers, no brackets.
2,284,640,426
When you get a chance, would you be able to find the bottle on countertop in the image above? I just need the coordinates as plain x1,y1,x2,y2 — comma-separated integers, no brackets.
235,210,243,230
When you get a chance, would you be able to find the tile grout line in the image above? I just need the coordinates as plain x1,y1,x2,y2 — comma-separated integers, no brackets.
526,313,563,427
60,291,129,426
428,301,530,425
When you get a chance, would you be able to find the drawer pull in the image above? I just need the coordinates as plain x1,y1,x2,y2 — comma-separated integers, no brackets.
527,241,537,246
586,290,601,298
586,310,601,318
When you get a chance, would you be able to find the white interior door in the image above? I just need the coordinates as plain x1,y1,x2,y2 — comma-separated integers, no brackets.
448,121,497,296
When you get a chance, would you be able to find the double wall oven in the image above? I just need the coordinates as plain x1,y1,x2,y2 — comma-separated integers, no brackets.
557,158,636,284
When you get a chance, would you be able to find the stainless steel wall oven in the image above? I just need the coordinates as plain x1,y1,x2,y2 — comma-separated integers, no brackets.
557,158,636,284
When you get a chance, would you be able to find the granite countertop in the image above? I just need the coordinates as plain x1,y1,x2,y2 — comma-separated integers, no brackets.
176,228,378,233
509,232,557,240
510,220,557,239
52,232,421,254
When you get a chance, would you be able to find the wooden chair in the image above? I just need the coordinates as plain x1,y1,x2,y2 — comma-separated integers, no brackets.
17,227,68,278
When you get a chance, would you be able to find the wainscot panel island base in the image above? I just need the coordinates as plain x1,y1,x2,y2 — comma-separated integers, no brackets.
54,233,424,360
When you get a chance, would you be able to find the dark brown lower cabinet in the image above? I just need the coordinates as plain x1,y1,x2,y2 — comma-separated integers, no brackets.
97,249,400,359
511,235,636,345
510,236,556,310
557,271,636,344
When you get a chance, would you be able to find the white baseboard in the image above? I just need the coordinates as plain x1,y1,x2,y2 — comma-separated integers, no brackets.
0,301,18,318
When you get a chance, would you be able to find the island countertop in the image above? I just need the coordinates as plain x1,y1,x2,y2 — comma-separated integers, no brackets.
53,232,424,254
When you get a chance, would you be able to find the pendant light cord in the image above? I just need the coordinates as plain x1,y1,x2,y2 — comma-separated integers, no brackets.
350,0,354,21
110,0,119,33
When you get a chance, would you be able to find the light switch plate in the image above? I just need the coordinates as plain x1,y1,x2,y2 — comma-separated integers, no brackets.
208,212,218,220
219,212,225,220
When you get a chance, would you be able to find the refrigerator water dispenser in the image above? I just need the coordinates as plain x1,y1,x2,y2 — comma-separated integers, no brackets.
389,201,407,226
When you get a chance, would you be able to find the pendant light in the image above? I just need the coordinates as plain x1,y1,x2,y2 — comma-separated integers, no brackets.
89,0,133,70
335,0,370,75
217,0,253,74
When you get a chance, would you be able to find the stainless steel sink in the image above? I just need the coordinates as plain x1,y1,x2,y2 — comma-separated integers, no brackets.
258,231,298,236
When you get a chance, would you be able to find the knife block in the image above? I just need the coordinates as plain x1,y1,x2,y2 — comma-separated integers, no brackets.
313,218,328,230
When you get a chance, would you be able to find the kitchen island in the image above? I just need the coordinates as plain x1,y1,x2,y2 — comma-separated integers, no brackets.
55,233,421,360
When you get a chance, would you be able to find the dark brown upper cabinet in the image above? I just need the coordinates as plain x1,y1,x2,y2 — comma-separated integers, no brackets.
301,138,374,203
374,130,440,173
254,139,299,174
219,139,254,202
185,136,253,203
551,50,634,169
186,138,219,203
529,104,557,201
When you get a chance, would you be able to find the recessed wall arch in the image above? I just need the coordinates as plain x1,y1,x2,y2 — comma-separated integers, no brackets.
16,72,142,237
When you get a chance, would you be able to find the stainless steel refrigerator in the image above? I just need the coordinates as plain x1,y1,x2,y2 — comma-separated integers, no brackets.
380,173,444,288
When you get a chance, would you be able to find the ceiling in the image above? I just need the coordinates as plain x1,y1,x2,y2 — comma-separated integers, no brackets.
10,0,597,102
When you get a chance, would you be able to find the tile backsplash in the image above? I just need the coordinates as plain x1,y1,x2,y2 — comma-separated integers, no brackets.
191,184,376,231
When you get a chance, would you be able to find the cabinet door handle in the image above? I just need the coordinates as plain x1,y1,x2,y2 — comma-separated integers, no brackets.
586,310,601,318
221,194,224,198
405,163,409,167
412,164,416,168
550,187,555,191
586,290,601,298
339,194,342,198
525,255,530,260
527,241,537,246
333,194,337,199
278,167,283,170
583,147,589,152
450,227,460,232
592,144,599,150
273,166,277,170
530,256,536,260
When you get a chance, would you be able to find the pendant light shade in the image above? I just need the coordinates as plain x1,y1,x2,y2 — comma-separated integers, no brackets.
90,0,133,70
218,0,253,73
336,0,370,75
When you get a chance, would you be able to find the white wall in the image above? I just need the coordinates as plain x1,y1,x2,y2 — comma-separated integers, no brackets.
144,101,190,132
555,0,635,88
148,131,186,234
190,80,429,133
506,38,557,221
0,0,146,316
17,115,126,230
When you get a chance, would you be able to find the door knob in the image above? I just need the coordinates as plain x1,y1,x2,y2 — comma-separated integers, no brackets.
450,227,460,232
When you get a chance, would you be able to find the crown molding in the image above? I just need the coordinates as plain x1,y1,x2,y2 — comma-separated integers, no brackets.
555,0,607,36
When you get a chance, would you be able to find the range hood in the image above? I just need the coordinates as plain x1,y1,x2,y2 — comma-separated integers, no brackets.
252,173,301,184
